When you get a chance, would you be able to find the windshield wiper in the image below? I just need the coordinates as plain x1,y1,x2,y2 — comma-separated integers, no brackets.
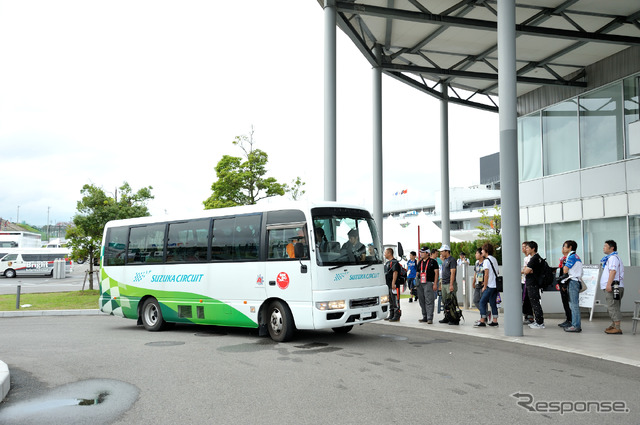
360,262,377,270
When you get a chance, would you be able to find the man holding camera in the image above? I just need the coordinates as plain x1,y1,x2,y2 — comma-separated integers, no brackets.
600,240,624,335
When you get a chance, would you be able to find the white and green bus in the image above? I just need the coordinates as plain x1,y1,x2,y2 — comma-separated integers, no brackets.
99,202,389,341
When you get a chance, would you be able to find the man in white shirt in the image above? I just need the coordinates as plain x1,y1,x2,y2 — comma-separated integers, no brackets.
600,240,624,335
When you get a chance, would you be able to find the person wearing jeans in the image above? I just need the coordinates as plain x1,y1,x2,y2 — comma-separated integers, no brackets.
561,240,583,333
474,243,499,327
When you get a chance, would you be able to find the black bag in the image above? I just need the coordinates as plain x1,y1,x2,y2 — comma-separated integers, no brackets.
487,257,503,292
444,292,463,323
537,258,556,290
394,260,407,288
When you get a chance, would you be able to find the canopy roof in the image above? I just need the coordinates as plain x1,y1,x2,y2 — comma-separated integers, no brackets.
322,0,640,112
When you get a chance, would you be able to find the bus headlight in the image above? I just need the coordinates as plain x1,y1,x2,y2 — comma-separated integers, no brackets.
315,300,346,311
380,295,389,304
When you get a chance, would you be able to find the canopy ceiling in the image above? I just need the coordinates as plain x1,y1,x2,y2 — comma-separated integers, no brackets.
320,0,640,112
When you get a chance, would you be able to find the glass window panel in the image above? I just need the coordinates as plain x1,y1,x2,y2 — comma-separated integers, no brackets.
583,217,628,265
166,219,210,263
542,100,579,176
623,75,639,158
520,224,544,264
579,83,624,168
268,226,308,260
518,113,542,181
629,215,640,266
544,221,582,266
128,224,166,264
105,227,129,266
211,215,261,261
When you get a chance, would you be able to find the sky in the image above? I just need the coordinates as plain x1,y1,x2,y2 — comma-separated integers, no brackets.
0,0,499,227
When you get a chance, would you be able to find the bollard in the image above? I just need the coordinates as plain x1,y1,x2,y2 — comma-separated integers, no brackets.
16,285,21,309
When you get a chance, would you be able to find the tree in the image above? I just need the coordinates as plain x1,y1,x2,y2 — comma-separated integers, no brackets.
476,207,502,260
203,128,304,209
289,176,306,201
66,182,153,289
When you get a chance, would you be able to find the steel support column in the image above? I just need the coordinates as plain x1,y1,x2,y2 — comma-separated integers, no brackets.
324,0,337,201
498,0,523,337
373,44,383,242
440,83,451,246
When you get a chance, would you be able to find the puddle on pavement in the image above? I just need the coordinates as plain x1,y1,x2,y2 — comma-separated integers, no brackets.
0,379,139,425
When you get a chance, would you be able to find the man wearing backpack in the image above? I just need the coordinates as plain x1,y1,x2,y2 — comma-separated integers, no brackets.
522,241,545,329
438,244,459,325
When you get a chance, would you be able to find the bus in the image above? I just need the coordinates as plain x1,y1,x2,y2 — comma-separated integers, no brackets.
0,248,73,278
99,202,390,341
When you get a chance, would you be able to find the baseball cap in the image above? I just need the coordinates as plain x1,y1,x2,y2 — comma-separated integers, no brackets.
438,244,451,252
419,248,430,254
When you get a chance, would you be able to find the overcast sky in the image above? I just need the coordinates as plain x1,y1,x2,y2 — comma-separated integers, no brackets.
0,0,498,227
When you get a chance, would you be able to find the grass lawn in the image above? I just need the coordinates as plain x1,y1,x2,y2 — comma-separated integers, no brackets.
0,290,100,311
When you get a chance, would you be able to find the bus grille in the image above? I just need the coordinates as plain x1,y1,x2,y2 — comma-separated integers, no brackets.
350,297,379,309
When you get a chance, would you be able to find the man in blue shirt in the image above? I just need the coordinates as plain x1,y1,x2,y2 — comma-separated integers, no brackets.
407,251,417,302
561,240,583,333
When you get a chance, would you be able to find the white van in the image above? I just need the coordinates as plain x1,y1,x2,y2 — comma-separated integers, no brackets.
0,248,73,278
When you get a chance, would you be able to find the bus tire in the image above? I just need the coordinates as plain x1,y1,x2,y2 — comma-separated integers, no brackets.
267,300,294,342
141,298,166,332
4,269,16,279
332,325,353,334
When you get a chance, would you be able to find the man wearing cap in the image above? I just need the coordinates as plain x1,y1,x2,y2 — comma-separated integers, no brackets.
416,248,439,324
341,229,366,262
438,244,459,325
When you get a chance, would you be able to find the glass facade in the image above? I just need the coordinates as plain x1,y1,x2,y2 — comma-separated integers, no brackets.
518,72,640,267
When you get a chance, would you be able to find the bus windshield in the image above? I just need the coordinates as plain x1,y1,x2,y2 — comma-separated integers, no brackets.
312,208,382,266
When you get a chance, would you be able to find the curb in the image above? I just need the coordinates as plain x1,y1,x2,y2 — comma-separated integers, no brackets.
0,361,8,402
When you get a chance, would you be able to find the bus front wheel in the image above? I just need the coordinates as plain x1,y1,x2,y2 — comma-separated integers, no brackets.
141,298,166,331
267,300,294,342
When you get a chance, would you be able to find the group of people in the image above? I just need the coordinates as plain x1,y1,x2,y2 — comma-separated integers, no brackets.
384,239,627,334
518,239,625,334
383,244,459,325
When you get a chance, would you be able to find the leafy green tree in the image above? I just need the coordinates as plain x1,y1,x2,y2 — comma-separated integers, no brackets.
203,128,304,209
289,176,306,201
66,182,153,289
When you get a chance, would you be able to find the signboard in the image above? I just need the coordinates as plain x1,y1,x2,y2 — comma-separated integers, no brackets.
580,265,600,321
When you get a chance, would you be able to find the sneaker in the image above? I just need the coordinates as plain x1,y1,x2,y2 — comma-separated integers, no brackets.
408,298,413,303
389,316,400,322
529,322,545,329
558,321,571,327
488,322,499,327
414,297,418,302
384,316,392,321
427,320,433,324
438,318,450,324
448,321,459,326
605,324,616,331
605,327,622,335
564,326,582,332
474,321,486,327
419,318,427,323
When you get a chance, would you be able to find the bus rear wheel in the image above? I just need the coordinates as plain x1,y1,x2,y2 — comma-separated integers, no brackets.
4,269,16,279
141,298,166,331
332,325,353,334
267,300,294,342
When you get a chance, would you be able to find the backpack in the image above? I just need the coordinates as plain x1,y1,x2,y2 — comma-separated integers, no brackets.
444,292,464,323
395,260,407,287
537,257,556,290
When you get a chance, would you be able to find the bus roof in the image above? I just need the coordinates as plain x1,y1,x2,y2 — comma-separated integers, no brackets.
103,201,372,228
